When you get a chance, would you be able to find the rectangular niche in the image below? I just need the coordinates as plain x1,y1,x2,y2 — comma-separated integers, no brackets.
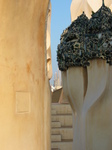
16,92,31,114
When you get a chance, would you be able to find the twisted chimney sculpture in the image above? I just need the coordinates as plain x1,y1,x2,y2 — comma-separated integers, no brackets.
57,1,112,150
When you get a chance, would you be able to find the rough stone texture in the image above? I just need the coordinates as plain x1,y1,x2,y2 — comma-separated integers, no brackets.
57,3,112,71
57,12,89,70
0,0,51,150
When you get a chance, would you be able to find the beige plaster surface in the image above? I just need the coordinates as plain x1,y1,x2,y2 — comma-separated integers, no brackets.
0,0,51,150
46,3,52,80
71,0,112,21
62,59,112,150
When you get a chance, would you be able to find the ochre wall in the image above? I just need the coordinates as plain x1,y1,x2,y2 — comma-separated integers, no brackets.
0,0,51,150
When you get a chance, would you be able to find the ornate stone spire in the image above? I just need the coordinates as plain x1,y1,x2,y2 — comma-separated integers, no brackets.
102,0,105,6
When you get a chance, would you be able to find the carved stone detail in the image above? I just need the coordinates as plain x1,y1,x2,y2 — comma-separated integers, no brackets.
57,2,112,71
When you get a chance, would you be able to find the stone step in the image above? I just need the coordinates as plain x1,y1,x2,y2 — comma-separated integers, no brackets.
51,128,73,140
51,104,72,115
51,115,72,127
51,141,73,150
51,121,61,128
51,109,57,115
51,148,60,150
51,134,61,142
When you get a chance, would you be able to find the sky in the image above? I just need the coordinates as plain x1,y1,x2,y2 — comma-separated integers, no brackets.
50,0,72,85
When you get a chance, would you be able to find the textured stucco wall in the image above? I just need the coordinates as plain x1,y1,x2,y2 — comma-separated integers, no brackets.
0,0,51,150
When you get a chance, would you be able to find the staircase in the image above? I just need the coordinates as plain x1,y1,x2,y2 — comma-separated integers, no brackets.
51,104,73,150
